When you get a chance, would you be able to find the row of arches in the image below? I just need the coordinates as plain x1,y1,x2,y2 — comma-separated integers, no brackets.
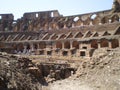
13,13,120,32
11,39,120,56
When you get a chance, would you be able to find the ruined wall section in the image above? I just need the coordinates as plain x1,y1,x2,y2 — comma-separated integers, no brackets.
0,14,14,31
11,9,120,32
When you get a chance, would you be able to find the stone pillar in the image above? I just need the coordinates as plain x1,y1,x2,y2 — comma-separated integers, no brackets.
70,41,73,49
79,42,81,49
108,40,112,49
68,50,71,57
30,43,34,51
97,40,101,49
62,42,64,49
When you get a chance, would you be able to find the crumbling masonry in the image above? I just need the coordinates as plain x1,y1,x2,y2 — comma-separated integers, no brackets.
0,0,120,60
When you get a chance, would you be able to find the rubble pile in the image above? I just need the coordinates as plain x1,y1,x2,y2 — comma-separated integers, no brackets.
49,48,120,90
0,53,43,90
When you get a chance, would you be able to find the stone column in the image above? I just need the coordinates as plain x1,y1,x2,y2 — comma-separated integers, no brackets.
62,42,64,49
108,40,112,49
97,40,101,49
70,41,73,49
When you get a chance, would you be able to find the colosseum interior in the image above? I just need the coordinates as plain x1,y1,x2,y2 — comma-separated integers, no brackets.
0,0,120,61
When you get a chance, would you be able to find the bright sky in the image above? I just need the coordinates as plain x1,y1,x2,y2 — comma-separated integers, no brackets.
1,0,113,20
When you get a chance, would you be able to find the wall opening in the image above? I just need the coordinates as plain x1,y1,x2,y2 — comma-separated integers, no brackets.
47,51,52,55
111,39,119,48
62,51,68,56
91,14,97,20
56,42,62,49
17,43,24,52
72,41,79,49
100,39,109,48
36,13,38,18
73,17,79,22
40,50,44,55
80,51,86,56
82,46,87,49
71,50,76,55
91,40,98,49
0,16,2,19
64,41,70,49
39,42,46,49
51,12,54,17
33,44,38,49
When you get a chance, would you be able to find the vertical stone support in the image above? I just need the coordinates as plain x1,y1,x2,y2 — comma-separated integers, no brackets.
30,43,34,51
62,42,64,49
119,39,120,47
97,40,101,49
79,42,81,49
70,41,73,49
68,50,71,57
108,40,112,49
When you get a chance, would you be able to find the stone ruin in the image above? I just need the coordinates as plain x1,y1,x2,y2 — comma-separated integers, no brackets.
0,0,120,61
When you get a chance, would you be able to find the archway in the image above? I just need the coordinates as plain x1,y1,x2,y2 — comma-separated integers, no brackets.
111,39,119,48
111,14,119,22
56,41,62,49
17,43,24,52
91,40,98,49
64,41,70,49
72,41,79,49
39,42,46,49
100,39,109,48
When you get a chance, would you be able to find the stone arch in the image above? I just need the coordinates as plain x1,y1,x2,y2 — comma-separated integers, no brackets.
33,43,38,49
100,39,109,48
111,14,119,22
101,16,109,24
25,43,30,50
64,41,70,49
56,41,62,49
111,39,119,48
92,15,101,25
83,17,91,25
74,19,83,27
17,43,24,52
12,43,17,50
91,40,98,49
39,42,46,49
72,41,79,49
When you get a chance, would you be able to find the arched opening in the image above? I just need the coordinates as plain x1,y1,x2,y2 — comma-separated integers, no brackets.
47,51,52,55
56,42,62,49
17,43,24,52
91,14,97,20
100,39,109,48
91,40,98,49
83,17,91,25
72,41,79,49
80,51,86,56
101,17,109,24
39,42,46,49
111,14,119,23
64,41,70,49
111,39,119,48
92,16,101,25
26,44,30,50
40,50,44,55
62,51,68,56
33,44,38,49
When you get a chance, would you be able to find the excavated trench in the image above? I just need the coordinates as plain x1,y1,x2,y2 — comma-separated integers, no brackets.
0,53,77,90
37,63,76,83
